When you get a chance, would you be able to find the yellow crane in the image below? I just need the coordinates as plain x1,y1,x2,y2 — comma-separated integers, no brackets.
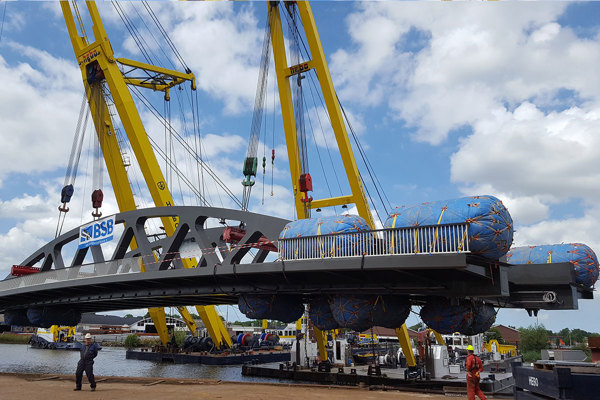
60,0,231,349
59,0,418,363
267,1,416,366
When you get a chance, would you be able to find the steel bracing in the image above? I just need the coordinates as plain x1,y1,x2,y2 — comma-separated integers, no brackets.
0,206,591,317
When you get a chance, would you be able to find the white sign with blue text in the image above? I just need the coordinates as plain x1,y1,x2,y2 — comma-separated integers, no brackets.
78,215,115,249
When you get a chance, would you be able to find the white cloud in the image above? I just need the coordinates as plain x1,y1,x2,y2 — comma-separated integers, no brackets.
161,2,263,114
0,44,81,182
452,102,600,205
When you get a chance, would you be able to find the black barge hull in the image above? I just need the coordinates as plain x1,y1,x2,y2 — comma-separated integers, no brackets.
126,350,290,365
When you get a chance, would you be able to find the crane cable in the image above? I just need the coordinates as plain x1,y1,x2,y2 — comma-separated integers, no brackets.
142,0,190,73
55,93,90,238
130,85,242,208
284,4,391,221
242,15,272,211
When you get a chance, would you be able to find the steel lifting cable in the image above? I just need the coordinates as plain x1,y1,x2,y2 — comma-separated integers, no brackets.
283,6,390,219
340,100,392,214
302,94,334,202
55,93,91,238
112,1,154,65
305,72,343,195
288,8,309,177
142,0,190,73
71,1,89,45
131,2,175,71
242,16,272,211
191,90,207,206
130,86,241,207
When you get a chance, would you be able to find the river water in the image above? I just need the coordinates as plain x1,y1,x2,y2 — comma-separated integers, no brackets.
0,344,279,382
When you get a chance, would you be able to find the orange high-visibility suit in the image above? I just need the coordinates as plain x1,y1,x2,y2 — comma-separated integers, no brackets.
466,353,487,400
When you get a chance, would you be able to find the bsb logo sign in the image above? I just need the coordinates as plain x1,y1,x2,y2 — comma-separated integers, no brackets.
78,216,115,249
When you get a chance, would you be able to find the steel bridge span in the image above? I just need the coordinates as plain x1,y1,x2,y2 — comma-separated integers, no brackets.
0,206,592,315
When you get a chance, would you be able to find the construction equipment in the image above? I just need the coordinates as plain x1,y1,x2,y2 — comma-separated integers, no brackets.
59,1,230,348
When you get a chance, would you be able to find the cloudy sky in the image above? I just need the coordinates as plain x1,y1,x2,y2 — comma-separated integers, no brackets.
1,1,599,333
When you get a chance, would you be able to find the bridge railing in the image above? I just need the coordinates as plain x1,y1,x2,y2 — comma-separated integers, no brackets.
0,257,143,292
278,222,469,261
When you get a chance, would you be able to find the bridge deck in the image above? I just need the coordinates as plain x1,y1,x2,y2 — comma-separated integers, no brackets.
0,253,588,313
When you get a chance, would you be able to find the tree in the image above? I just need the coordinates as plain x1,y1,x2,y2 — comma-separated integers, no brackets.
571,329,590,344
409,322,424,331
125,314,134,318
484,327,504,344
124,334,141,349
520,324,549,353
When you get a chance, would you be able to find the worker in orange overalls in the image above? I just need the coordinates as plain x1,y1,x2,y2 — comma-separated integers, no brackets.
465,345,487,400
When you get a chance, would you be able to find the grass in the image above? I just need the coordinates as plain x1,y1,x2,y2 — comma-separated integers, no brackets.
0,333,32,344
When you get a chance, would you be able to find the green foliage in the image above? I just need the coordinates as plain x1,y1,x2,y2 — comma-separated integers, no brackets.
572,343,592,362
409,322,424,331
124,314,134,318
140,337,161,347
554,328,600,345
173,331,187,347
520,324,549,353
124,334,141,349
522,350,542,363
232,320,262,327
484,327,504,344
0,333,32,344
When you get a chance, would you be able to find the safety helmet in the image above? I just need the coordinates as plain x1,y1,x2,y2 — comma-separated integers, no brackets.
85,333,92,339
466,345,474,351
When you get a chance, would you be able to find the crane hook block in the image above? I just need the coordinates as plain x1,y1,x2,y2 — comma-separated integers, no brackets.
299,173,313,203
60,184,74,204
299,173,313,193
243,157,258,177
91,189,104,209
242,157,258,187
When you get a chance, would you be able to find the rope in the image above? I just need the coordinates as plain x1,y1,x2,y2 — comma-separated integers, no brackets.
143,0,190,72
130,85,242,207
112,1,154,65
242,15,272,211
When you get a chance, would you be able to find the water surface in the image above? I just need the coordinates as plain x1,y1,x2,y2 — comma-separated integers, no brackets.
0,344,281,382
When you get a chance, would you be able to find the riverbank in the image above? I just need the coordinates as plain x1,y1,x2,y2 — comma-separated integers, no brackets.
0,333,32,344
0,372,455,400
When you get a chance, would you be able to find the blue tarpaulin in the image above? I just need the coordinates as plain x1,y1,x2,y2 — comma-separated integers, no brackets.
309,297,339,331
331,295,410,331
507,243,599,287
385,195,513,259
420,301,496,335
238,295,304,323
420,302,473,334
279,215,370,258
26,307,81,328
461,303,497,336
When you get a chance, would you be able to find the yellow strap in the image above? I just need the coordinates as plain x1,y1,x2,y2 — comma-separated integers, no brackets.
317,223,324,258
413,230,419,253
457,227,468,251
390,215,398,254
431,208,446,252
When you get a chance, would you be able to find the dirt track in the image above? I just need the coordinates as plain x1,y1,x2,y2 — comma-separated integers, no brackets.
0,373,460,400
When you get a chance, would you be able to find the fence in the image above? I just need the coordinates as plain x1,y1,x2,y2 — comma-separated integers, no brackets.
278,222,469,261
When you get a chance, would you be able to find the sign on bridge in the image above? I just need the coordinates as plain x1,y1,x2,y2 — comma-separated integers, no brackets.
78,215,115,249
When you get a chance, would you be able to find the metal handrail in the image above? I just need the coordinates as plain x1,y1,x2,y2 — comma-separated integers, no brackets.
0,257,143,292
279,222,469,261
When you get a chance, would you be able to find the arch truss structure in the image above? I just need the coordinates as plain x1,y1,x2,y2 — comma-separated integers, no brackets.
0,207,592,314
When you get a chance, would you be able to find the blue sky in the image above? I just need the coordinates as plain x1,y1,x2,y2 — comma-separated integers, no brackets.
1,1,600,333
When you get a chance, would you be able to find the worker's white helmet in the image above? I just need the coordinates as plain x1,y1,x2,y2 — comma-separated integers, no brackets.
85,333,92,339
